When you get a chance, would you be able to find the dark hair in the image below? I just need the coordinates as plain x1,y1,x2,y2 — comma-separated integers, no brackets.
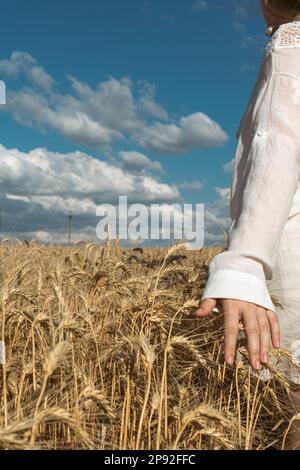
265,0,300,14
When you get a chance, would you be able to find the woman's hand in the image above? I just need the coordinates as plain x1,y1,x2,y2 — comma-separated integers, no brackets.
195,298,280,371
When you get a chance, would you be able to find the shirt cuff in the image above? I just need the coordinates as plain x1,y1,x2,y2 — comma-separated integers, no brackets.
201,268,276,312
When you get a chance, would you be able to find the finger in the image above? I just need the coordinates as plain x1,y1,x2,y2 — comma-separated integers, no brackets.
256,308,271,364
223,307,240,365
195,298,216,317
266,309,280,348
242,308,261,370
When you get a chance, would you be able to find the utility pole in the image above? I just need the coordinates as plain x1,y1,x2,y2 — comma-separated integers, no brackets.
68,210,72,246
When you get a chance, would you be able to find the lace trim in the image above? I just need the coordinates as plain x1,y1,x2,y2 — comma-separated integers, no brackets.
265,20,300,56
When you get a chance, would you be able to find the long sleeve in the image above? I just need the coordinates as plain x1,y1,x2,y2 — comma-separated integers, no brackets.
201,49,300,314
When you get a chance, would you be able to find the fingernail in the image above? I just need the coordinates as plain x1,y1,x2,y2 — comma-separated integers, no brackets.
262,353,268,364
227,355,234,365
255,360,261,370
275,338,280,348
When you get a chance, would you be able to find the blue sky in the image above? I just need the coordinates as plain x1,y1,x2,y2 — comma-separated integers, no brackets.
0,0,269,246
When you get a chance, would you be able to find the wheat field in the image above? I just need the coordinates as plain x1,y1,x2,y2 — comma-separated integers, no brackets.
0,238,299,450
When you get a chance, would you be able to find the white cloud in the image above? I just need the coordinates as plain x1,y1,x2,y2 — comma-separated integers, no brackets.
118,151,163,173
0,143,182,242
0,51,228,155
15,227,100,245
177,179,204,191
232,1,249,33
204,186,231,244
0,143,178,203
140,1,151,17
0,49,232,245
191,1,210,11
231,0,266,71
0,143,232,246
0,51,54,91
0,141,228,246
137,79,169,121
191,0,265,66
134,112,229,154
7,194,99,215
223,159,233,173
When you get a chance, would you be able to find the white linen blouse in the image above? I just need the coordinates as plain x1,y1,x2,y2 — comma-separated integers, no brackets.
201,20,300,313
